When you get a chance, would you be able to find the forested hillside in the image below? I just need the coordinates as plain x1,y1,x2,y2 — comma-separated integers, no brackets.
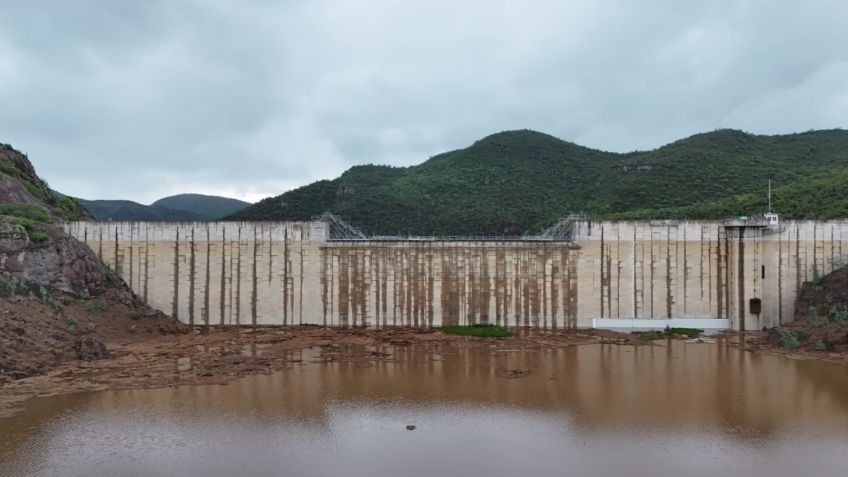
229,129,848,235
151,194,250,219
78,199,208,221
80,194,250,221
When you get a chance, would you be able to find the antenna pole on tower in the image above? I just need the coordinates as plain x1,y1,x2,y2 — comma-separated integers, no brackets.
768,179,772,213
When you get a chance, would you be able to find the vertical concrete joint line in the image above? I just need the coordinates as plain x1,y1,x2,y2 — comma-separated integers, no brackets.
172,227,180,321
236,225,242,325
204,226,211,327
188,228,196,327
252,227,258,326
220,227,226,326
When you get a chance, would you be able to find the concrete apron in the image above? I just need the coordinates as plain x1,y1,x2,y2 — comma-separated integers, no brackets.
592,318,731,334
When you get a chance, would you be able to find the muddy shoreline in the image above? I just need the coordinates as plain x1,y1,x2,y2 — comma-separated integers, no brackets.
2,321,846,419
743,334,848,366
0,325,651,418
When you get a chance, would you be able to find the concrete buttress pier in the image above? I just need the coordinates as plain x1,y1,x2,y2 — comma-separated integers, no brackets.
64,220,848,330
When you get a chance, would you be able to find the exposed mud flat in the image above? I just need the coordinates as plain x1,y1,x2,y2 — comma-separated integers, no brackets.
0,325,648,418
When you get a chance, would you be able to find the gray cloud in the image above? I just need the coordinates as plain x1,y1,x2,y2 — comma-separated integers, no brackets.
0,0,846,203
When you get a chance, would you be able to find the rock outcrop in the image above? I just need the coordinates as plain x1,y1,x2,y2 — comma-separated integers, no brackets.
0,142,187,384
0,144,102,296
1,229,103,296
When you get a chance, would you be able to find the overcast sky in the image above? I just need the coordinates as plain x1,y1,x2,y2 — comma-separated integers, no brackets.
1,0,846,204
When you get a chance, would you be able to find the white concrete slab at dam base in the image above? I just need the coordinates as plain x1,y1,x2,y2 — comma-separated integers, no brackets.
592,318,731,333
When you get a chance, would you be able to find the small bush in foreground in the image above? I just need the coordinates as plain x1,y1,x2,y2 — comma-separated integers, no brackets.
807,308,829,328
829,305,848,323
84,299,108,312
640,330,661,340
129,311,142,320
442,324,513,338
66,314,77,332
775,327,800,350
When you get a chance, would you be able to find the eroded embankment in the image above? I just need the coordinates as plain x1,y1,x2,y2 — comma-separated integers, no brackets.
0,290,186,383
746,265,848,365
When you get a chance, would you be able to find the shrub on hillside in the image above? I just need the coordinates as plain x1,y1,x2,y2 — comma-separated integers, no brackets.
30,231,49,243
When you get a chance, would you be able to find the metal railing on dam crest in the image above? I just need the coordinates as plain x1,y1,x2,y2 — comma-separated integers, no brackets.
315,212,583,242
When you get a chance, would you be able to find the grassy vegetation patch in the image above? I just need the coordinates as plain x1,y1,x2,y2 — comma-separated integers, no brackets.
773,326,807,350
56,194,83,221
666,327,703,338
0,203,51,222
30,231,49,243
442,324,514,337
14,217,35,231
20,178,48,201
0,162,19,177
83,299,108,312
66,314,77,332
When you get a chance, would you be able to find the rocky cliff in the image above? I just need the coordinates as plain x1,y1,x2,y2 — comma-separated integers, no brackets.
0,143,103,295
0,143,186,383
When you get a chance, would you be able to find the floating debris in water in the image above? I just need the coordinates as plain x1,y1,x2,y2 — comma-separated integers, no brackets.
685,338,716,344
498,368,532,379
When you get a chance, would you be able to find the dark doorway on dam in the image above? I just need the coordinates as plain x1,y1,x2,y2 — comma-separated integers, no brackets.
749,298,762,315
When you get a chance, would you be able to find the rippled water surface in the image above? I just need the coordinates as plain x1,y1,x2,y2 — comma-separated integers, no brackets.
2,341,848,477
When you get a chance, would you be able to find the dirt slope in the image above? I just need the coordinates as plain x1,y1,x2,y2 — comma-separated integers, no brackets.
755,265,848,363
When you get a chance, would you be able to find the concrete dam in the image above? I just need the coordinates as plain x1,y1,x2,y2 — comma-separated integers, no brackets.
64,220,848,330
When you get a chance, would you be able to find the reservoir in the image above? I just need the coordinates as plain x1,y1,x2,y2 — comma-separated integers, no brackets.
1,340,847,477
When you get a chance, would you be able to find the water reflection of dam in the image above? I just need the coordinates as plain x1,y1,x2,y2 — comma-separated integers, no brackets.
64,219,848,330
5,342,848,438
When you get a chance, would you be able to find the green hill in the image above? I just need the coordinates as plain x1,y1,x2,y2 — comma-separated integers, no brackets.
80,194,251,221
77,199,208,221
228,129,848,235
151,194,250,219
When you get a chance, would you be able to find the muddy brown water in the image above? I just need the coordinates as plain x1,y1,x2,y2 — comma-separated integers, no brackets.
1,340,848,477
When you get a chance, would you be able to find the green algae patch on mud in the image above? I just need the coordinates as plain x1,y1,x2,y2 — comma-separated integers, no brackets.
442,324,514,338
666,327,703,338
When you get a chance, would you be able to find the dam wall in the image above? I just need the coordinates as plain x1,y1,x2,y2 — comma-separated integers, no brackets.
64,220,848,330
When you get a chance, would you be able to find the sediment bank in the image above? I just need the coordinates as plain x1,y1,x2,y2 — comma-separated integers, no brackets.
0,321,650,418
